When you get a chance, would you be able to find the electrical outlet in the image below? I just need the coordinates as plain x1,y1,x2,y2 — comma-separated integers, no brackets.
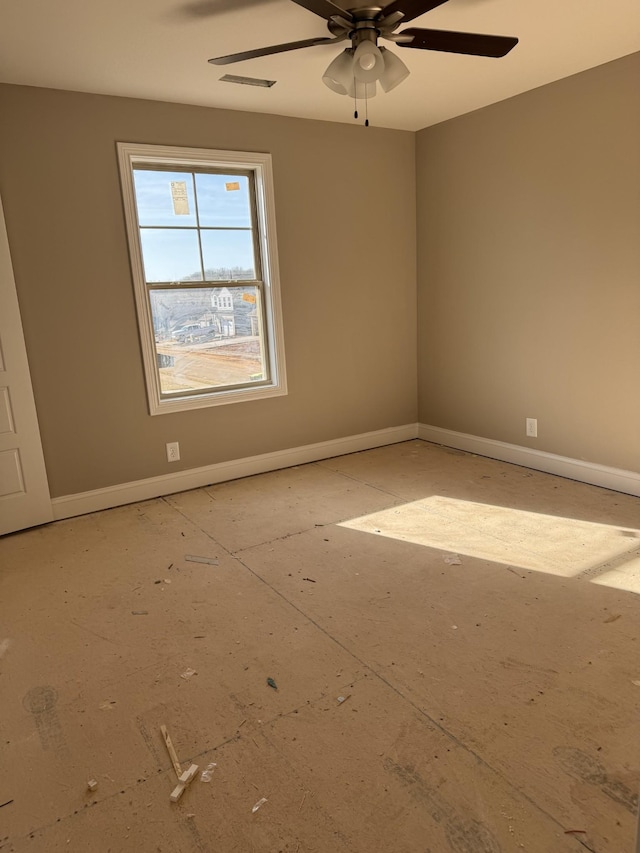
166,441,180,462
526,418,538,438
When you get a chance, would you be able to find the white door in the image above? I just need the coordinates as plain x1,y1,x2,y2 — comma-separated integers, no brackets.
0,195,52,535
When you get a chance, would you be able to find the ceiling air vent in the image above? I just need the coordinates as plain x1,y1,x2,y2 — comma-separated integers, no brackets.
220,74,276,88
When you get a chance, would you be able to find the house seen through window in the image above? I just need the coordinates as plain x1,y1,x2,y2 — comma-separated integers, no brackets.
117,143,287,414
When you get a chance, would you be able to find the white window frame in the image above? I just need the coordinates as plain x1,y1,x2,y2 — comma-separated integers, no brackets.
117,142,287,415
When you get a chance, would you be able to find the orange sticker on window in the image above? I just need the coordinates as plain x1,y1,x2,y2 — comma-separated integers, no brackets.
242,293,256,304
225,181,240,191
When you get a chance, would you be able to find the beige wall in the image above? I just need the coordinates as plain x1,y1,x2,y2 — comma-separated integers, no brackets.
0,85,417,498
3,51,638,502
416,53,640,472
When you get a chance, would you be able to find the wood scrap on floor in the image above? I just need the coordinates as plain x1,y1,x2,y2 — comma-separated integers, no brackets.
170,764,199,803
160,725,182,778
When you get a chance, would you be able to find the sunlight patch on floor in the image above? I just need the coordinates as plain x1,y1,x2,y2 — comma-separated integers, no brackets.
338,496,640,593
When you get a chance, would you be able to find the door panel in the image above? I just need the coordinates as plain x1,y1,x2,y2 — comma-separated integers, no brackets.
0,195,52,535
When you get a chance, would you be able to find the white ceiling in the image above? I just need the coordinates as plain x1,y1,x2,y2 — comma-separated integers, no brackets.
1,0,639,131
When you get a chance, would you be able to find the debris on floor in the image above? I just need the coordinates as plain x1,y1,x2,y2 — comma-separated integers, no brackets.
302,577,316,583
603,613,621,623
160,724,183,778
266,677,278,690
252,797,268,813
181,667,197,680
200,763,217,782
131,610,148,615
87,779,98,792
185,555,219,565
337,694,351,705
170,764,199,803
443,554,462,565
0,800,14,809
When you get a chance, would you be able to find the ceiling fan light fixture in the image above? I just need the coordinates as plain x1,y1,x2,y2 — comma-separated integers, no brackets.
347,78,377,101
322,48,354,95
346,79,377,100
378,47,410,93
352,41,385,83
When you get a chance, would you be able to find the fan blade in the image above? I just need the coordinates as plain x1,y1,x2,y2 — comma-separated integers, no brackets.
398,27,518,57
289,0,353,20
378,0,451,25
209,36,339,64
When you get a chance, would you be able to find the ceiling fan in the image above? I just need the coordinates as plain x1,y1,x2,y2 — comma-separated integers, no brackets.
208,0,518,115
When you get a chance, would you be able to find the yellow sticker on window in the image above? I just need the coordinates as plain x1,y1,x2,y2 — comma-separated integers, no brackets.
170,181,189,215
242,293,256,304
225,181,240,192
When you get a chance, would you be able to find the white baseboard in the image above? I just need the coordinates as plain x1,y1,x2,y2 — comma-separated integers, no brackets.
51,422,640,521
418,424,640,498
51,424,418,520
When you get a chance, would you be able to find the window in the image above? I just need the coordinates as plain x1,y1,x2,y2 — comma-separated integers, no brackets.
117,143,287,414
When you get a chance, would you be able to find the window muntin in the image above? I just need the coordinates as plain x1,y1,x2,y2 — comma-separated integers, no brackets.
117,144,286,414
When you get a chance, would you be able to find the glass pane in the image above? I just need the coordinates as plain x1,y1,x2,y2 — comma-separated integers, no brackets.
140,229,202,282
201,230,256,280
195,173,252,228
133,170,197,226
150,286,267,395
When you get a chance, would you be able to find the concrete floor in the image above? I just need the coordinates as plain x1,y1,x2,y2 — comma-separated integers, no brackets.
1,440,639,852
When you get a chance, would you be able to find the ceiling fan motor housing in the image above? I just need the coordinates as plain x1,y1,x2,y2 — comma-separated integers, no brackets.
328,6,401,49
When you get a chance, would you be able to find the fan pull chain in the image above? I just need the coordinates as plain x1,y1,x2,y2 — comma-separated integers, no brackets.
352,77,370,127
